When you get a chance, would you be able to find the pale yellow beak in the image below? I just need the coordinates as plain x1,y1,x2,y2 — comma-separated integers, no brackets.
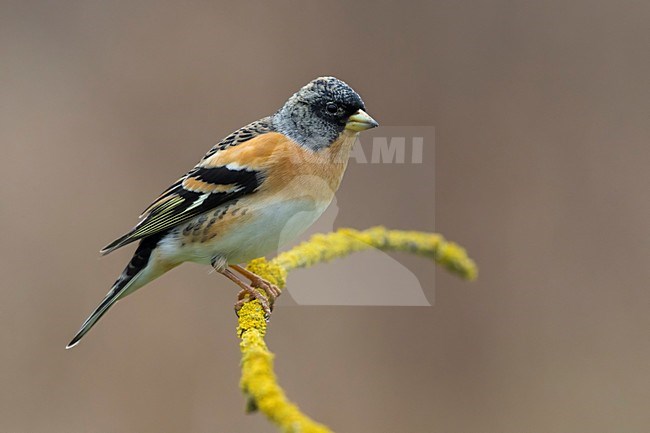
345,109,379,132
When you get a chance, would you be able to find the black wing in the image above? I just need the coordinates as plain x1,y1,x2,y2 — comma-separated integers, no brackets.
100,119,273,255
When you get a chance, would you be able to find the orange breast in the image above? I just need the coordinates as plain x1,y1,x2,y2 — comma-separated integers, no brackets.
199,130,358,204
261,131,357,202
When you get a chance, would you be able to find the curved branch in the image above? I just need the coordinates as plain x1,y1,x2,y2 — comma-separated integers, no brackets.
237,226,477,432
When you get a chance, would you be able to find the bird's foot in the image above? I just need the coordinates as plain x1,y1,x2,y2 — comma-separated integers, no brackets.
220,265,281,319
229,265,281,319
234,274,280,319
234,287,271,319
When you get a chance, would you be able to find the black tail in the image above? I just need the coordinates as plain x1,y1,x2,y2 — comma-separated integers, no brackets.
66,234,163,349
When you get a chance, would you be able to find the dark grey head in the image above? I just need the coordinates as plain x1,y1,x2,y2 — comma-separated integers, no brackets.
273,77,378,150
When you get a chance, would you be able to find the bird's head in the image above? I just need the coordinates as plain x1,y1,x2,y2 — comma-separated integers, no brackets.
274,76,378,150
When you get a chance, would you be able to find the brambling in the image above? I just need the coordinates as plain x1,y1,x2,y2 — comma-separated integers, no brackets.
67,76,378,348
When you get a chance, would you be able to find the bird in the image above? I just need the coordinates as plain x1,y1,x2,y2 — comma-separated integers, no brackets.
66,76,378,349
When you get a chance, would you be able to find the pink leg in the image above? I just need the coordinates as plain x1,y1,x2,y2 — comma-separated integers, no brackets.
218,267,275,317
230,264,281,299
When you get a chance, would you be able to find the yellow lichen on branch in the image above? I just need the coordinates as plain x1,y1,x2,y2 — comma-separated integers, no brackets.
237,301,331,433
237,226,477,433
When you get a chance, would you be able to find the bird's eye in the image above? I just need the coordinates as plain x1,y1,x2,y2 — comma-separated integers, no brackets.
325,103,338,114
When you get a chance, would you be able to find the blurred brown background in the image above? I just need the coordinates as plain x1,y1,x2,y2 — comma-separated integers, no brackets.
1,1,649,432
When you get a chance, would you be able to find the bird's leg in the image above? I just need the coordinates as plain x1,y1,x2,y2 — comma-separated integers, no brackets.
230,264,281,309
217,268,273,318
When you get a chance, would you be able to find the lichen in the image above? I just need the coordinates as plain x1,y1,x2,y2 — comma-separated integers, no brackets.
237,226,477,433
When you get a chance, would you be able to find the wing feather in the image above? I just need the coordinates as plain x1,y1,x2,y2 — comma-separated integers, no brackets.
101,119,275,255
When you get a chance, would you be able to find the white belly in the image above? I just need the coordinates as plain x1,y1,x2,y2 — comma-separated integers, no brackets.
217,198,329,263
157,197,331,266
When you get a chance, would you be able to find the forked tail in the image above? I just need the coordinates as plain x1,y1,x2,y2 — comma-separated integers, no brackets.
66,234,165,349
